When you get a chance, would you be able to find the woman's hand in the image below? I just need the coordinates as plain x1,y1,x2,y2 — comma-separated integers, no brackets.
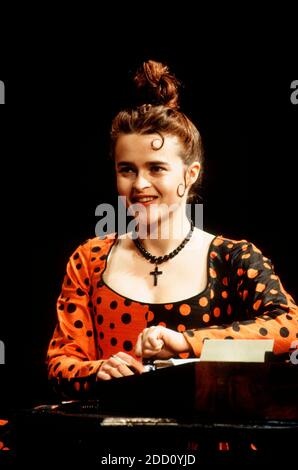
96,351,145,381
134,326,191,359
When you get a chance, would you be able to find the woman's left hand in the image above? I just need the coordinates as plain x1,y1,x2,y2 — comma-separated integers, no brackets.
134,325,191,359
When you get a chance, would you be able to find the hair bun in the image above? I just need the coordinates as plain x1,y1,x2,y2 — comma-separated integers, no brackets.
133,59,180,109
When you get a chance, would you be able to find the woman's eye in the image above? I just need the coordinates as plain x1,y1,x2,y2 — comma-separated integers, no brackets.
150,166,165,173
119,168,135,174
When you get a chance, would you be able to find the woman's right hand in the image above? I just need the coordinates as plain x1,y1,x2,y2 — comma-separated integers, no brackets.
96,351,145,381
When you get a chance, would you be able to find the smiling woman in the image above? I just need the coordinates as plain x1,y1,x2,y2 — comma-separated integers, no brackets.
46,60,298,392
114,133,200,238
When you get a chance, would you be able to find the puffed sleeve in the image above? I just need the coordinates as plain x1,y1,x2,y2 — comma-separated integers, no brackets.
184,241,298,357
46,239,104,389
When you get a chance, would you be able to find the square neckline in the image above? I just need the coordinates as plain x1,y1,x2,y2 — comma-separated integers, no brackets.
100,233,219,306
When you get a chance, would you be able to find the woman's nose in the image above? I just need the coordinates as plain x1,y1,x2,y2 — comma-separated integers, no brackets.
133,173,151,191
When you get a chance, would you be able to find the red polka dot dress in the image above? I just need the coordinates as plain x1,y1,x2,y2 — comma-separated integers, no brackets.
47,234,298,383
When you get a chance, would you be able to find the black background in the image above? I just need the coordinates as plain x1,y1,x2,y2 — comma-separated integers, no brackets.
1,35,297,417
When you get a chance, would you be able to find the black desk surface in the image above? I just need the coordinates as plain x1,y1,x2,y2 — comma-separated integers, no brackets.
15,361,298,467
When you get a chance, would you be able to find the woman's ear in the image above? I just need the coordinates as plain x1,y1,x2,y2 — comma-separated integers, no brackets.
186,162,200,186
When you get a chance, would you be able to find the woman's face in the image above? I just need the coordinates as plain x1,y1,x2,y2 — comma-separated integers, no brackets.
115,133,199,228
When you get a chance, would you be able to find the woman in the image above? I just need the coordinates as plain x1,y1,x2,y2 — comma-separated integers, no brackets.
47,60,298,387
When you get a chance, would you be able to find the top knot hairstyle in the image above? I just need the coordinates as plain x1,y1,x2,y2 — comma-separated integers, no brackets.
111,60,204,202
133,59,180,109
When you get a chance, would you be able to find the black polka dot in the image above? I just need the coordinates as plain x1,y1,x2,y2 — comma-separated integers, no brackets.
84,278,90,286
124,299,132,306
97,280,104,288
224,336,234,340
94,267,101,273
110,301,118,309
86,330,93,337
91,257,96,262
97,297,102,304
67,335,74,340
76,263,82,270
59,343,65,348
111,337,117,346
185,330,194,337
53,362,61,372
99,332,104,339
97,314,103,325
75,347,83,353
65,297,70,302
259,327,268,336
89,365,94,371
121,313,131,324
110,322,115,329
232,322,240,332
280,327,289,338
123,340,132,351
73,253,80,260
66,278,72,286
58,304,64,311
74,370,80,378
286,315,292,320
92,246,101,252
88,301,93,308
67,303,77,314
68,364,75,371
76,288,85,296
100,254,107,260
74,320,83,328
51,340,56,347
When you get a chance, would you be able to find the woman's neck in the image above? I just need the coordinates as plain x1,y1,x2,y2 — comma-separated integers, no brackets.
136,212,193,256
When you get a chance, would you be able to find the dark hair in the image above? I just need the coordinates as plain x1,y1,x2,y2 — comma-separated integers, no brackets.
111,60,204,202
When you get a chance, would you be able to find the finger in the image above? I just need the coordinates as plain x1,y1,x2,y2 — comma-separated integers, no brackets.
111,354,139,372
142,347,161,358
115,352,145,374
108,367,123,379
148,336,164,350
134,333,144,357
96,371,112,381
129,358,145,374
109,357,127,368
117,364,134,376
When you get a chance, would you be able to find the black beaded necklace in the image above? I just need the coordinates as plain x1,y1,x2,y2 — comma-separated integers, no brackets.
133,221,194,286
